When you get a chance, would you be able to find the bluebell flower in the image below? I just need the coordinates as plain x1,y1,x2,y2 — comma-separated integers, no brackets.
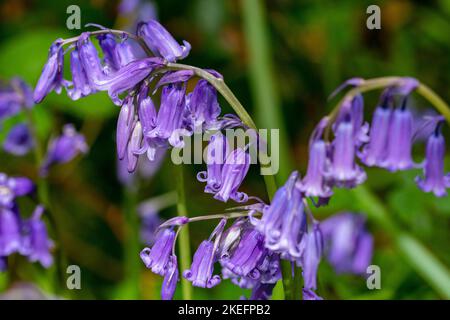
297,118,332,200
21,205,54,268
3,123,34,156
0,173,35,208
126,120,143,173
380,101,416,171
67,48,93,100
301,223,323,290
77,33,106,88
116,95,136,160
147,84,187,147
140,227,176,276
187,80,221,130
138,20,191,62
197,132,229,194
221,227,266,278
325,112,366,188
161,255,179,300
213,148,251,203
183,219,226,288
359,94,392,167
251,171,307,261
320,213,373,274
40,124,88,176
0,206,22,257
97,34,120,73
416,122,450,197
33,39,66,103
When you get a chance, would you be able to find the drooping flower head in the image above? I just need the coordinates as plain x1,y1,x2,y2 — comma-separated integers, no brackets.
137,20,191,62
3,123,34,156
67,48,93,100
320,212,373,274
297,117,332,201
213,148,251,203
197,132,229,194
187,80,221,130
21,205,54,268
416,121,450,197
183,219,226,288
301,222,323,290
380,99,416,172
33,39,66,103
251,171,307,261
161,255,179,300
40,124,88,176
140,227,176,276
0,206,22,257
0,173,35,208
325,107,366,188
359,91,393,167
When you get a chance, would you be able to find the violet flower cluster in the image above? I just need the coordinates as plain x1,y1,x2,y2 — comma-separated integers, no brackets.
31,18,449,301
0,173,53,270
299,77,450,201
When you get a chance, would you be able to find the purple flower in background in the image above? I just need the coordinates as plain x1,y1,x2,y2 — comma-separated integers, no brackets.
359,95,392,167
187,80,221,129
138,20,191,62
3,123,34,156
325,113,366,188
138,202,162,246
214,148,250,203
183,219,225,288
0,173,35,208
21,206,53,268
301,223,323,290
197,133,229,194
1,78,33,121
40,124,88,176
161,255,179,300
0,256,6,272
67,48,93,100
416,122,450,197
141,227,175,276
320,213,373,274
303,288,323,300
297,118,332,201
251,171,307,261
0,206,22,257
381,102,415,171
33,39,66,103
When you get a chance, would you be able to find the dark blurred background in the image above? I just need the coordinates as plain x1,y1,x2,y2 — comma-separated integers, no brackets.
0,0,449,299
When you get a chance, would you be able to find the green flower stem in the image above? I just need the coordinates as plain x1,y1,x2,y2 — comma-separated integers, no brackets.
122,188,141,299
353,186,450,299
175,164,193,300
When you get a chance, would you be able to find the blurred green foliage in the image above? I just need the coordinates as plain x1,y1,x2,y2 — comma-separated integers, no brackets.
0,0,449,300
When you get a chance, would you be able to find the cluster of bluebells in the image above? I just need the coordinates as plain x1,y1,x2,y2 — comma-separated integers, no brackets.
299,77,450,201
32,18,449,301
140,171,374,300
34,19,251,201
0,173,53,270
